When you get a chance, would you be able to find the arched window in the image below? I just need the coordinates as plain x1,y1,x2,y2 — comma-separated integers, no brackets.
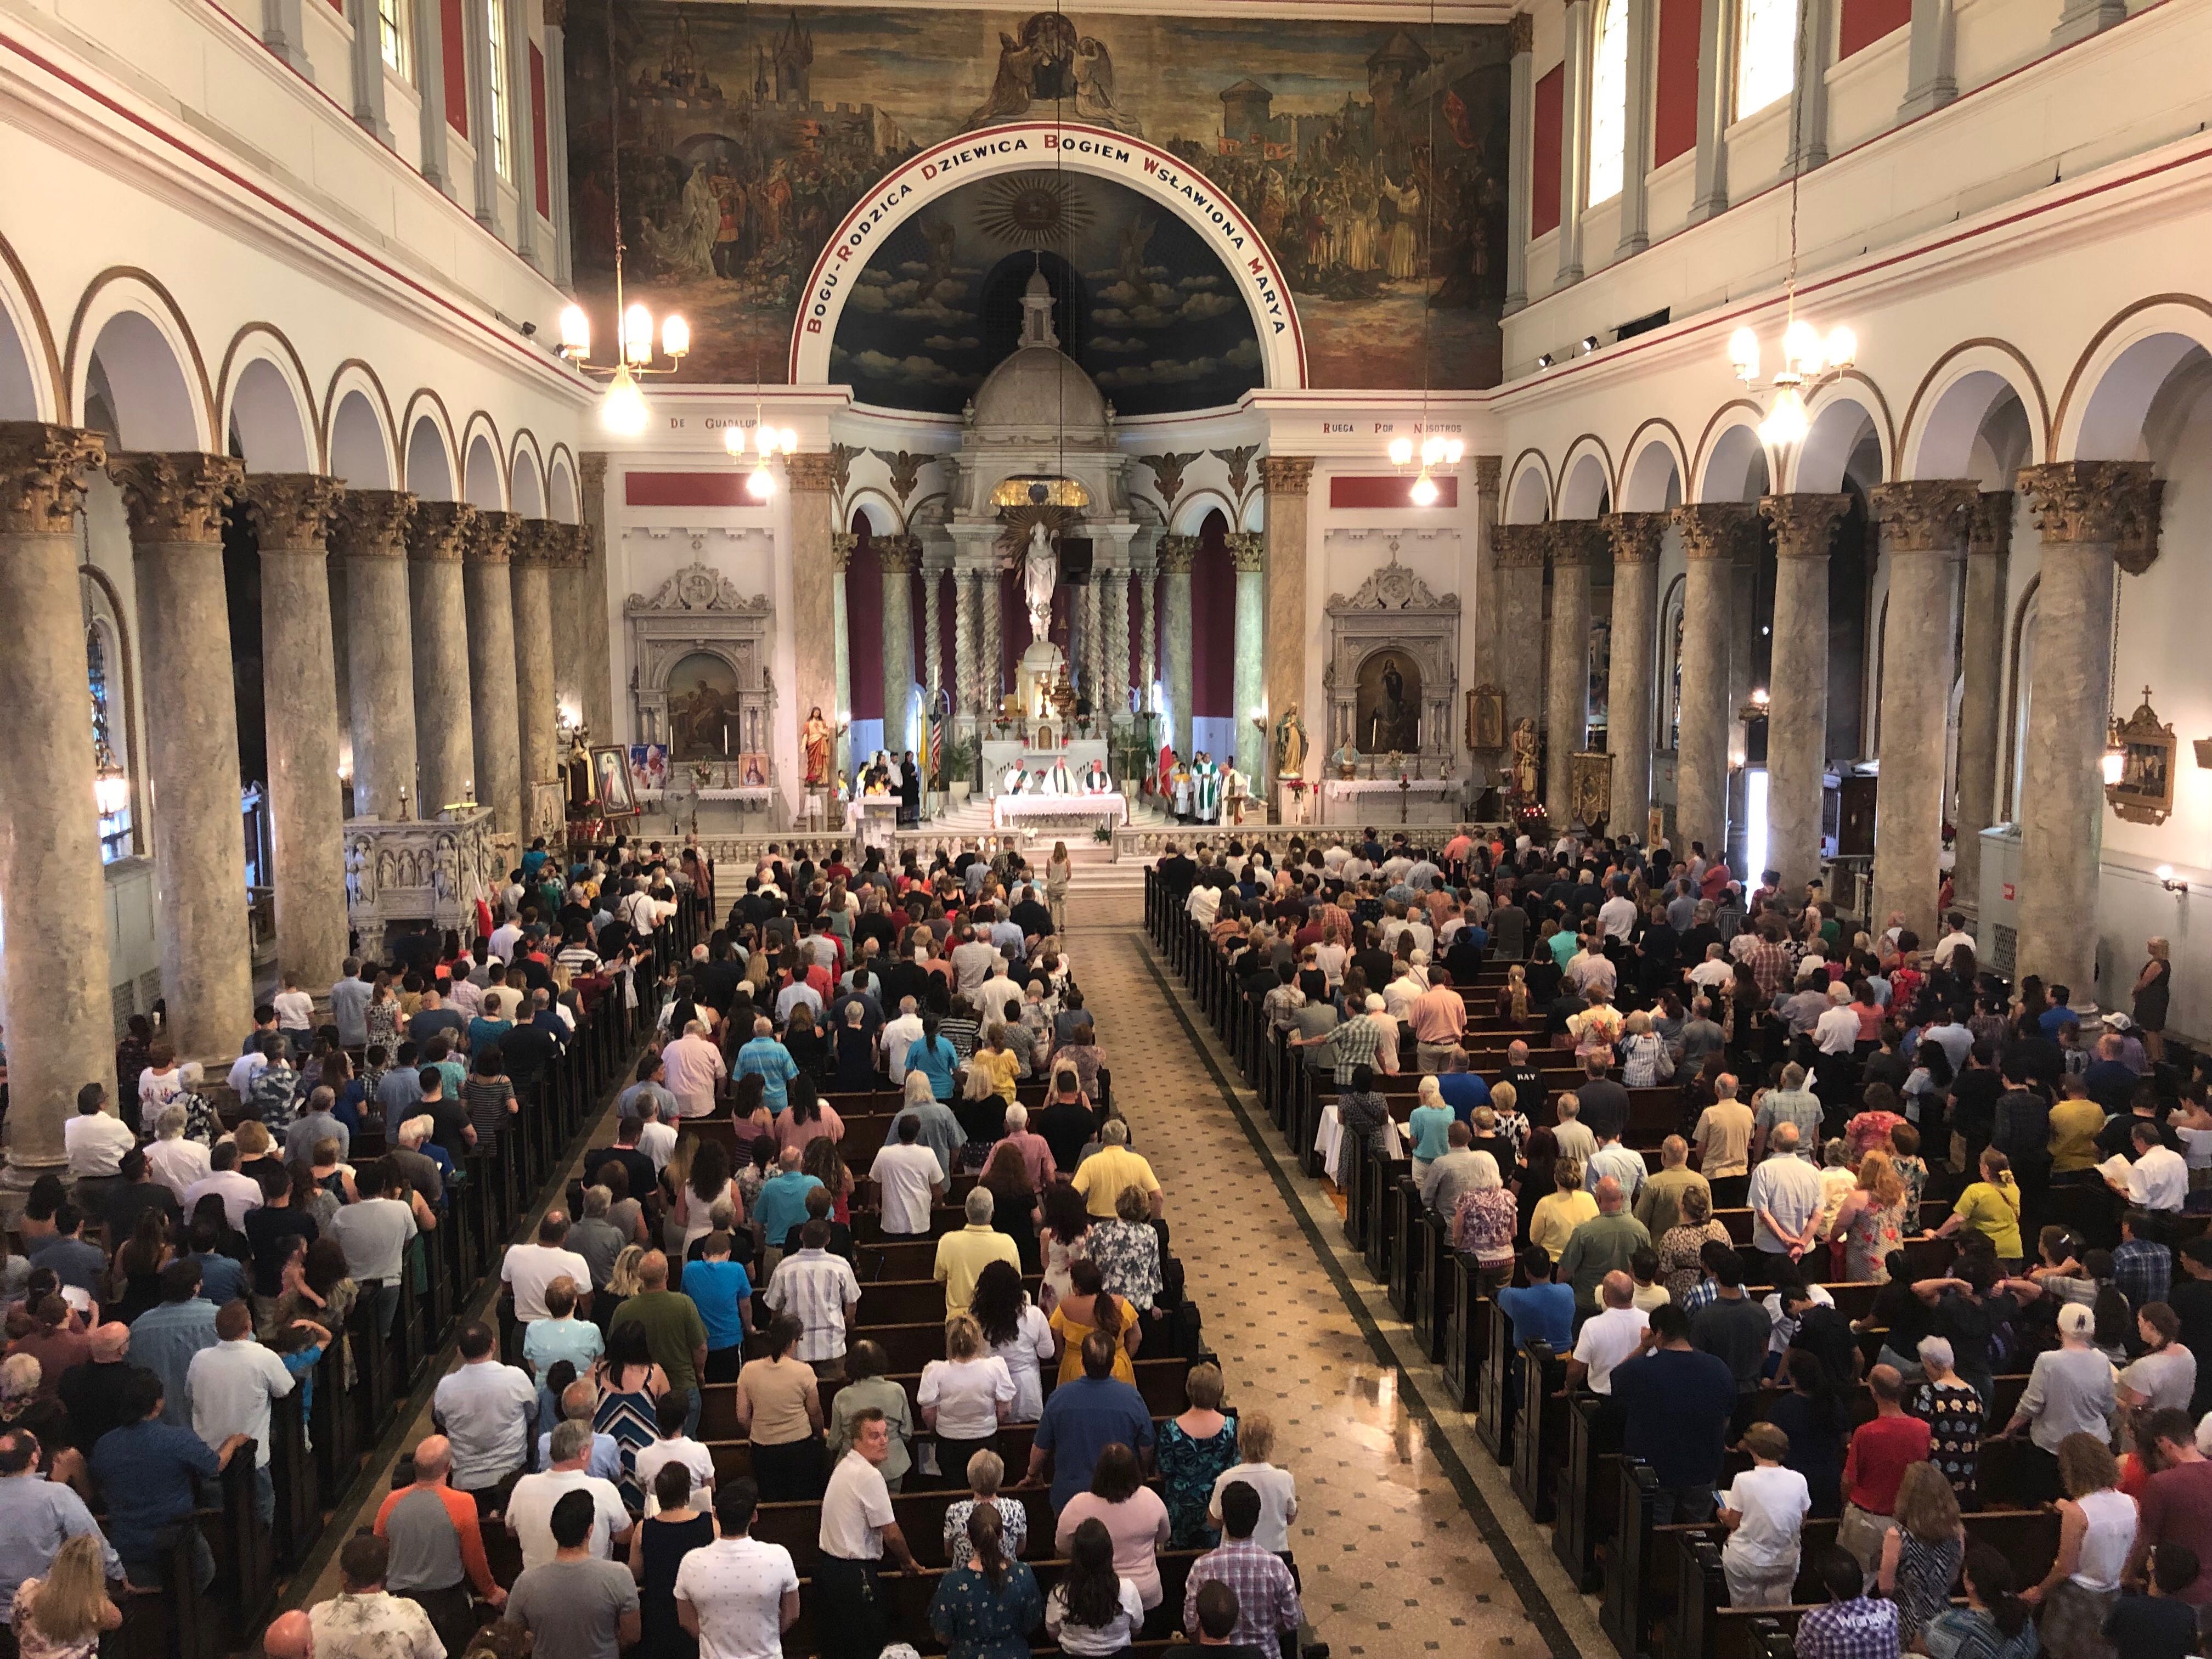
1734,0,1797,121
1658,577,1686,753
1587,0,1630,206
88,620,134,863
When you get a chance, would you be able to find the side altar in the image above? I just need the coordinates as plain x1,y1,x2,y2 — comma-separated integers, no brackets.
343,806,502,944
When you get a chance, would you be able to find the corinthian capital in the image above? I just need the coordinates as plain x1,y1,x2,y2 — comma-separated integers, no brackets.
241,473,345,551
330,489,416,558
1546,520,1607,567
466,509,519,563
108,451,245,544
877,535,922,574
1866,479,1977,555
1226,532,1265,573
1492,522,1550,567
0,421,107,535
407,500,477,562
2018,461,2163,571
1156,534,1199,574
1672,501,1760,561
1604,511,1669,565
786,453,839,494
831,531,857,572
1259,455,1316,494
1968,490,2013,558
1759,492,1852,558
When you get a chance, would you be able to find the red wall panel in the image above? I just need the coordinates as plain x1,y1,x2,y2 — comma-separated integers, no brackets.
1653,0,1702,167
1838,0,1912,58
623,472,749,506
1531,65,1565,239
529,44,550,217
1328,475,1462,510
442,0,469,137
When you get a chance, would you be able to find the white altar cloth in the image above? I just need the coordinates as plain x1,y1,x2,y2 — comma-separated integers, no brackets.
1320,776,1460,825
991,792,1128,831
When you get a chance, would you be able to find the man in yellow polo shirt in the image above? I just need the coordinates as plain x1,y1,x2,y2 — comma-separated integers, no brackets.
933,1187,1021,1311
1070,1121,1164,1220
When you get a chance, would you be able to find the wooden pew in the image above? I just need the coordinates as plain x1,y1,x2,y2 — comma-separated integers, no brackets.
697,1356,1197,1440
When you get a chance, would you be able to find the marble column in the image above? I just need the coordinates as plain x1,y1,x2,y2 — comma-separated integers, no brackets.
1504,13,1533,314
2013,461,2162,993
1555,0,1594,288
832,531,856,775
979,564,1003,716
921,560,943,704
1158,534,1197,758
1689,0,1733,219
0,425,117,1190
407,501,477,815
1544,522,1602,825
511,524,562,813
1604,512,1668,840
576,453,616,740
1103,567,1130,725
461,511,523,846
1259,457,1314,776
1138,563,1158,720
110,452,252,1062
1082,578,1105,716
1672,504,1759,860
1491,524,1550,757
242,474,351,990
1759,493,1850,890
787,455,840,766
1471,456,1504,694
1868,481,1977,943
1952,492,2012,910
879,536,919,755
1229,532,1267,785
331,490,417,818
953,566,979,726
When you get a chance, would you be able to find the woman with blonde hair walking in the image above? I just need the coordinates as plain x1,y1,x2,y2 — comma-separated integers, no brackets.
1828,1149,1908,1282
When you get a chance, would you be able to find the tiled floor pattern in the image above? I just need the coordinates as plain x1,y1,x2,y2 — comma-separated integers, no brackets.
1067,893,1607,1659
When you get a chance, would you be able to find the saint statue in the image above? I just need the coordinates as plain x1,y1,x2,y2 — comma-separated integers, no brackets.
1331,738,1361,779
1023,521,1058,643
1508,716,1541,800
802,706,834,787
1274,703,1307,778
561,732,597,818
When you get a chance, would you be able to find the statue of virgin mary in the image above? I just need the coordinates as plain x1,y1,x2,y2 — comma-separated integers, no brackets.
1023,521,1057,641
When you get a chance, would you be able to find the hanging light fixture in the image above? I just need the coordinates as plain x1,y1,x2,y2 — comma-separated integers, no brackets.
93,736,128,816
556,10,693,433
725,418,799,500
1380,0,1458,507
1726,137,1856,446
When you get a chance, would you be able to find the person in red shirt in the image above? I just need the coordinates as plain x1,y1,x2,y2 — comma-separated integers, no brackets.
2126,1410,2212,1618
1838,1364,1930,1575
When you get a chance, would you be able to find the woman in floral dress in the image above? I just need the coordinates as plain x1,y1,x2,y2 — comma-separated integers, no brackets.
1154,1363,1240,1549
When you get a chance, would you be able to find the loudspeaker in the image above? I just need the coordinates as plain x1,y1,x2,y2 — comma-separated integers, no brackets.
1056,536,1093,583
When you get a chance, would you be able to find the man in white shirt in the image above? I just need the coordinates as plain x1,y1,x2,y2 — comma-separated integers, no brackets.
1597,883,1639,943
1566,943,1618,998
500,1212,595,1323
660,1022,728,1119
506,1420,634,1570
1380,967,1423,1023
635,1097,678,1173
1813,984,1861,1057
674,1481,801,1659
227,1045,269,1099
272,974,315,1037
489,917,524,962
631,1393,719,1515
432,1323,540,1514
879,996,925,1079
868,1116,947,1237
812,1413,919,1658
1932,912,1976,968
975,962,1024,1029
63,1084,137,1181
949,926,1001,996
763,1221,862,1364
188,1301,300,1520
1746,1126,1828,1278
184,1146,267,1230
1566,1272,1651,1395
1689,943,1735,994
2111,1121,2189,1212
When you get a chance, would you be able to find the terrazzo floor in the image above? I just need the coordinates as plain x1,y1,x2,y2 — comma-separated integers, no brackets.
1065,891,1607,1659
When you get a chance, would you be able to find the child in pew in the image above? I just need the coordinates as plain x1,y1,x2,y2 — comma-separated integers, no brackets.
1717,1421,1812,1607
1922,1542,2040,1659
2104,1542,2202,1659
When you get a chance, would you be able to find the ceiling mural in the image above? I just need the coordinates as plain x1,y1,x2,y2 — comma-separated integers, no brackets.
828,170,1264,416
565,2,1511,393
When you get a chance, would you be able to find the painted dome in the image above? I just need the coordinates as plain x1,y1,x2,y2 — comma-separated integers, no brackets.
968,271,1111,442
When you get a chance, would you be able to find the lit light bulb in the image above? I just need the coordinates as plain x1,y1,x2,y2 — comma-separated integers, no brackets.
723,426,747,456
557,304,590,357
94,771,129,815
746,462,775,501
1824,326,1857,369
1758,385,1809,445
599,365,649,435
1782,319,1824,375
1387,437,1414,467
1728,326,1760,381
622,303,653,365
2158,864,2176,882
1420,436,1444,467
782,428,799,454
660,314,690,359
1442,439,1464,465
2102,746,2126,786
1409,470,1440,506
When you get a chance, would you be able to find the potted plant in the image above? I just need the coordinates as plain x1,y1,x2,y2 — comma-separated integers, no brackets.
945,735,979,803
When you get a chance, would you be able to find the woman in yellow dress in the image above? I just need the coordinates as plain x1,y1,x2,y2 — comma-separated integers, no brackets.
1048,1256,1139,1383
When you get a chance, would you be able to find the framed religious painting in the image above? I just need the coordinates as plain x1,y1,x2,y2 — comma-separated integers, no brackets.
591,744,642,818
2106,689,2177,826
1466,685,1505,752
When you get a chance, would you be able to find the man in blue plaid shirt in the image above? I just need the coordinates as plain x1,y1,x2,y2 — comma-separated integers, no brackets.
2113,1209,2173,1311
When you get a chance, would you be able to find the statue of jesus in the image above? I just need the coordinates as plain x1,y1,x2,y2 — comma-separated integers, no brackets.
1022,521,1057,642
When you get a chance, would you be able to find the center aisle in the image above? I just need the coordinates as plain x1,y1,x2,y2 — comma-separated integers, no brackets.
1067,894,1601,1659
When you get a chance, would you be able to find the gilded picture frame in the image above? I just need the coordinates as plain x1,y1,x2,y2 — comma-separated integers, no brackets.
1466,685,1506,752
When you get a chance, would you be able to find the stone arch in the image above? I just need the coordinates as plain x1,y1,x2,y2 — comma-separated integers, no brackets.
1789,376,1891,493
1618,420,1688,511
1694,403,1771,502
546,447,579,522
845,488,902,534
0,233,60,422
1555,437,1614,518
218,327,317,473
1171,488,1237,535
508,431,547,517
788,122,1305,391
461,417,506,509
402,393,458,499
322,362,397,488
1900,341,2051,481
1505,449,1553,523
2057,298,2212,462
67,272,212,450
